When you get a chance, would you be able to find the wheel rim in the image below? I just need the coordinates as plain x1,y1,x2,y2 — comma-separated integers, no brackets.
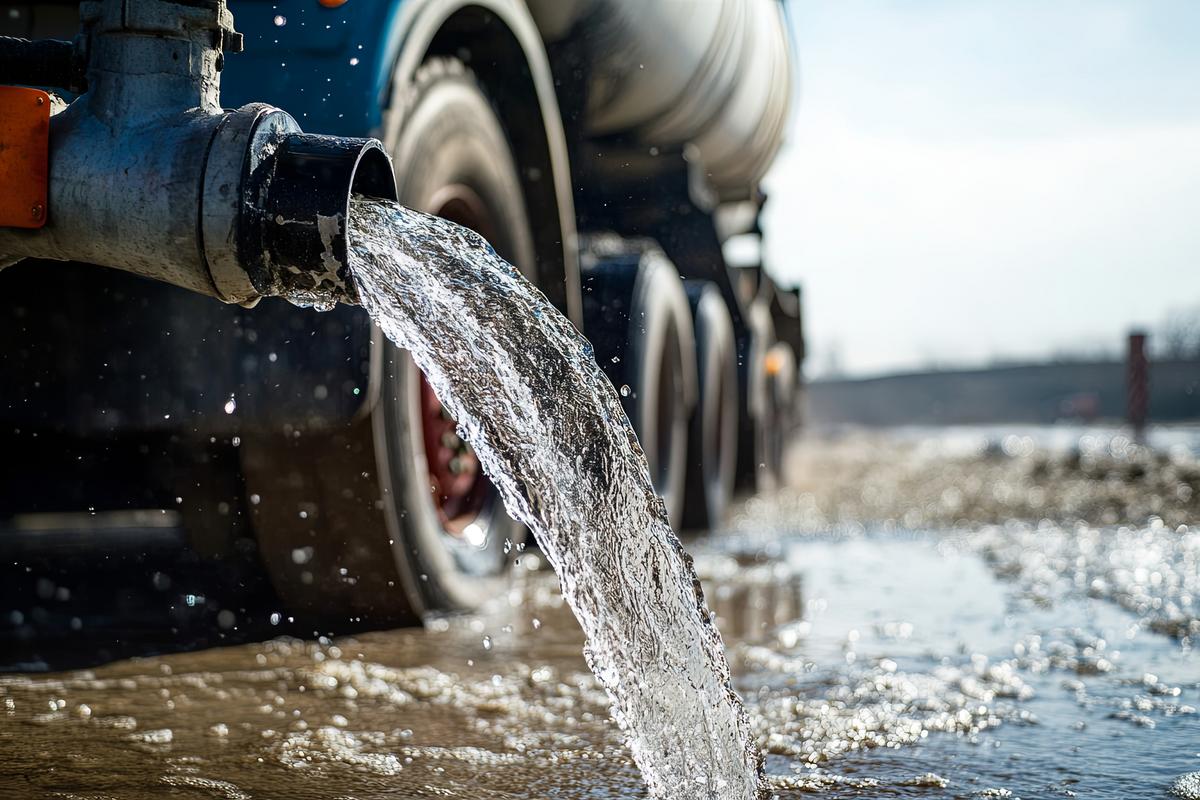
418,377,488,532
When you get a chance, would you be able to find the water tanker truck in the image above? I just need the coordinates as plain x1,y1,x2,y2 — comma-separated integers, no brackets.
0,0,803,628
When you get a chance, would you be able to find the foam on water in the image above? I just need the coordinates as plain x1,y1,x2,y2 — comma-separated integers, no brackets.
971,521,1200,639
1173,772,1200,799
341,197,763,799
743,650,1033,764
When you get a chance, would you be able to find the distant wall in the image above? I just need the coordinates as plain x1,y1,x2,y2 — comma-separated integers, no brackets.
807,359,1200,427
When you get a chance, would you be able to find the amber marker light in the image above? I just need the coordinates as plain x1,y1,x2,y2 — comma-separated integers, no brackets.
764,350,785,377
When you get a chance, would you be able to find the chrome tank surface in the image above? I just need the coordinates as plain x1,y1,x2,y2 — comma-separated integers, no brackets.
527,0,793,201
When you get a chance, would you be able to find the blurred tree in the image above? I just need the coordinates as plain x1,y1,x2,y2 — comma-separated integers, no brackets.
1158,304,1200,359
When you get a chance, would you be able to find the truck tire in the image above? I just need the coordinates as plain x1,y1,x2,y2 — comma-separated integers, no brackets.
246,58,536,623
581,240,696,525
736,298,780,492
762,340,797,487
378,58,537,612
242,430,418,627
680,281,738,531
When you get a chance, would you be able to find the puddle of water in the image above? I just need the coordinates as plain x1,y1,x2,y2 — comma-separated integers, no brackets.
3,516,1195,798
736,528,1197,798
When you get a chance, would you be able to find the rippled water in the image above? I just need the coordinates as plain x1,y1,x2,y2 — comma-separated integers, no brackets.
727,429,1200,797
4,521,1196,798
343,198,761,798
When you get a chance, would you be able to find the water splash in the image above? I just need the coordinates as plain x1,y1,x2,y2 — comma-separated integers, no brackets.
343,197,764,799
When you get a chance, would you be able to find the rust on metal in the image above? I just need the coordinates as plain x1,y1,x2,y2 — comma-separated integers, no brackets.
0,86,51,229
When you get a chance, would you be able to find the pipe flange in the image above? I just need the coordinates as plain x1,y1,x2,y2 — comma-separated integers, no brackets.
200,103,287,305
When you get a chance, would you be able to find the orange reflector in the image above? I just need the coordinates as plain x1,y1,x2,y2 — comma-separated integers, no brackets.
764,350,784,377
0,86,50,229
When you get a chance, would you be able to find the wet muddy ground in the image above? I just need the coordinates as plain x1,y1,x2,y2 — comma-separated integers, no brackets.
2,425,1197,799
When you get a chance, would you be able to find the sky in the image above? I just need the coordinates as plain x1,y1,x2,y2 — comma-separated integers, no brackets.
761,0,1200,377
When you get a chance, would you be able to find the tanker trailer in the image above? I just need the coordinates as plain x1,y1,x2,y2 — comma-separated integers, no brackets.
0,0,794,633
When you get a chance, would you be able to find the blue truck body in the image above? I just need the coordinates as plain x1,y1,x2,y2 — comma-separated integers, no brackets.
222,1,402,138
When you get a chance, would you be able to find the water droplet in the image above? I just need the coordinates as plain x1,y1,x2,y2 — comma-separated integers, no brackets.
349,57,359,66
223,396,237,414
481,636,492,651
464,523,486,547
619,384,631,397
273,14,286,26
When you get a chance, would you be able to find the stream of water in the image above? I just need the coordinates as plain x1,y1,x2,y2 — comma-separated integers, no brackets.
341,197,763,799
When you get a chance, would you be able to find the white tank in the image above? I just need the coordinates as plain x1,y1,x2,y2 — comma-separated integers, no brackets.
526,0,793,202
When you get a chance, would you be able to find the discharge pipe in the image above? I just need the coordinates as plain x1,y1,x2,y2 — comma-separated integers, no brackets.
0,0,396,305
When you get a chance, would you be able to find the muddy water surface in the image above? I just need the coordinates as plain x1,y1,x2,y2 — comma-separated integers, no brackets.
2,427,1198,799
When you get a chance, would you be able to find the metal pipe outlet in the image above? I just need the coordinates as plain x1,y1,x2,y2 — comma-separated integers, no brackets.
0,0,396,306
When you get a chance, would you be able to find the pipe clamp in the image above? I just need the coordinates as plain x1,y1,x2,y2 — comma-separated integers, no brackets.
0,86,50,229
